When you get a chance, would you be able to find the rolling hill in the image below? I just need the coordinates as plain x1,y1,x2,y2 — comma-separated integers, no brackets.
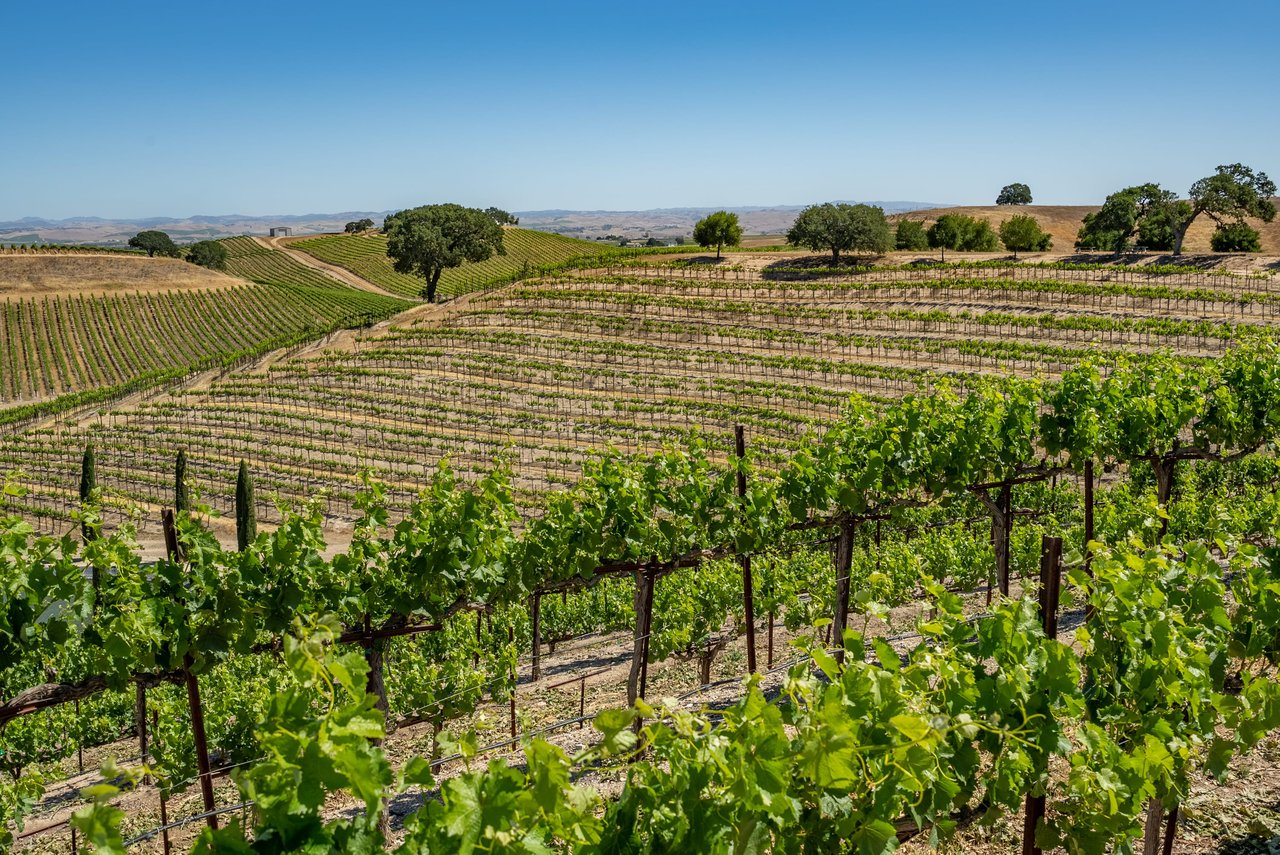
289,228,612,300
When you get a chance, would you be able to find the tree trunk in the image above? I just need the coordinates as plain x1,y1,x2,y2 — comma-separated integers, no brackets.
425,268,442,303
627,570,647,706
1142,799,1164,855
699,649,712,686
832,247,840,264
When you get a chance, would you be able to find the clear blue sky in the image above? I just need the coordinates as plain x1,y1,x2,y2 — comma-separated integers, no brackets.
3,0,1276,219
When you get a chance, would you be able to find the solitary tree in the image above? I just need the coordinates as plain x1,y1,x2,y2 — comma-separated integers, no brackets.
692,210,743,259
1211,221,1263,252
1169,163,1276,256
128,230,180,258
345,218,375,234
174,449,189,513
185,240,228,270
786,203,893,263
383,204,506,303
996,183,1033,205
998,215,1052,258
894,219,929,251
235,461,256,551
484,207,519,226
927,214,1001,259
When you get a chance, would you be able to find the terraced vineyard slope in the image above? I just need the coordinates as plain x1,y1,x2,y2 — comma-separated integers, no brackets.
290,227,611,299
219,236,353,289
0,248,410,426
4,255,1277,529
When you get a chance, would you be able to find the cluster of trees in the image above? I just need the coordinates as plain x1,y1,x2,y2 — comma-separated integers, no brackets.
344,218,375,234
895,213,1052,259
1076,163,1274,254
127,231,228,270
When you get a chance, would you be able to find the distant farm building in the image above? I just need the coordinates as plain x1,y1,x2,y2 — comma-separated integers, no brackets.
269,227,292,237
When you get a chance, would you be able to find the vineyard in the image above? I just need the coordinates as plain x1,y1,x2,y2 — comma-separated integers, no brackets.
289,228,618,299
0,241,409,427
4,257,1280,852
4,259,1280,529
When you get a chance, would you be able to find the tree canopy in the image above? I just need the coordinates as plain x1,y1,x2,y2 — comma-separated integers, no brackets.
786,203,892,263
895,219,929,251
692,210,743,259
927,214,1001,258
997,215,1052,258
384,204,506,303
996,183,1033,205
1074,184,1176,253
1211,221,1263,252
1077,165,1275,255
485,207,520,226
1172,163,1276,255
185,240,228,270
345,218,375,234
128,230,180,258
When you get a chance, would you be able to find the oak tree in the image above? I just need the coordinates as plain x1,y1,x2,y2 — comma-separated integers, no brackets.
786,203,892,263
692,210,743,259
384,204,506,303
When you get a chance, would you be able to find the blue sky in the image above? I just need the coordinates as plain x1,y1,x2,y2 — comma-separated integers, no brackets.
2,0,1276,219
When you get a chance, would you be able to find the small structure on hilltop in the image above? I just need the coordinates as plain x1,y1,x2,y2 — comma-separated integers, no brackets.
269,227,292,237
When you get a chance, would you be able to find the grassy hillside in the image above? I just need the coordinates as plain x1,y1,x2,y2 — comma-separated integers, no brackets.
890,204,1280,255
290,228,610,299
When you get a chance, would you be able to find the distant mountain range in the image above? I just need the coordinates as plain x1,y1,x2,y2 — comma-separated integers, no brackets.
0,202,947,245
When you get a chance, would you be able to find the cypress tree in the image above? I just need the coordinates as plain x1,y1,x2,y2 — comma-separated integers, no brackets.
79,444,97,544
235,460,256,550
175,449,189,512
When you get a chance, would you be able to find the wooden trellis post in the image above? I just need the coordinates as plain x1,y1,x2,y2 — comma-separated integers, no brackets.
833,520,855,665
735,425,757,674
1021,535,1061,855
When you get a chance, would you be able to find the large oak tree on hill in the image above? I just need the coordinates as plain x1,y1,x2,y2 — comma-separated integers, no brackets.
786,203,892,263
1170,164,1276,255
1077,165,1275,255
128,230,180,258
1075,184,1177,253
996,183,1033,205
383,204,506,303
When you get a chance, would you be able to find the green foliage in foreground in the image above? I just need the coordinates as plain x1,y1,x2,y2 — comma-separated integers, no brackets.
71,533,1280,855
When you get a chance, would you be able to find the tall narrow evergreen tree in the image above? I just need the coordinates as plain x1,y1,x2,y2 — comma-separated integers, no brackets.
79,444,97,544
235,460,256,550
174,449,189,512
